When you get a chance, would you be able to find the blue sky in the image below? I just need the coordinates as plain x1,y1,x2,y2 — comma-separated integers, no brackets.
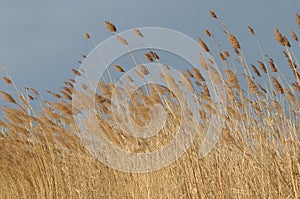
0,1,300,95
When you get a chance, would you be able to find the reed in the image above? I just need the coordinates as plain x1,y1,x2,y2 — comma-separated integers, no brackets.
0,10,299,199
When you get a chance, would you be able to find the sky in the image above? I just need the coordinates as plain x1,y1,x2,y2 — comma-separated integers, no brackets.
0,0,300,96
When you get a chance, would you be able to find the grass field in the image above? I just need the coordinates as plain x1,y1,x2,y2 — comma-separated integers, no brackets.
0,11,299,198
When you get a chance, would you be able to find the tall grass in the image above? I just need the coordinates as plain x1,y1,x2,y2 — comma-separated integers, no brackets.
0,11,299,198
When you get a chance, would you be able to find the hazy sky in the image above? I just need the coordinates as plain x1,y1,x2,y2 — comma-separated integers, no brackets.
0,1,300,94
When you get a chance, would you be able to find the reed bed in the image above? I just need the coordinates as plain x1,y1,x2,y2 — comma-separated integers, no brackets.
0,11,299,198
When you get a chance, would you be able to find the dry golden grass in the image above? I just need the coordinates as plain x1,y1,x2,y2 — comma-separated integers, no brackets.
0,11,299,199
